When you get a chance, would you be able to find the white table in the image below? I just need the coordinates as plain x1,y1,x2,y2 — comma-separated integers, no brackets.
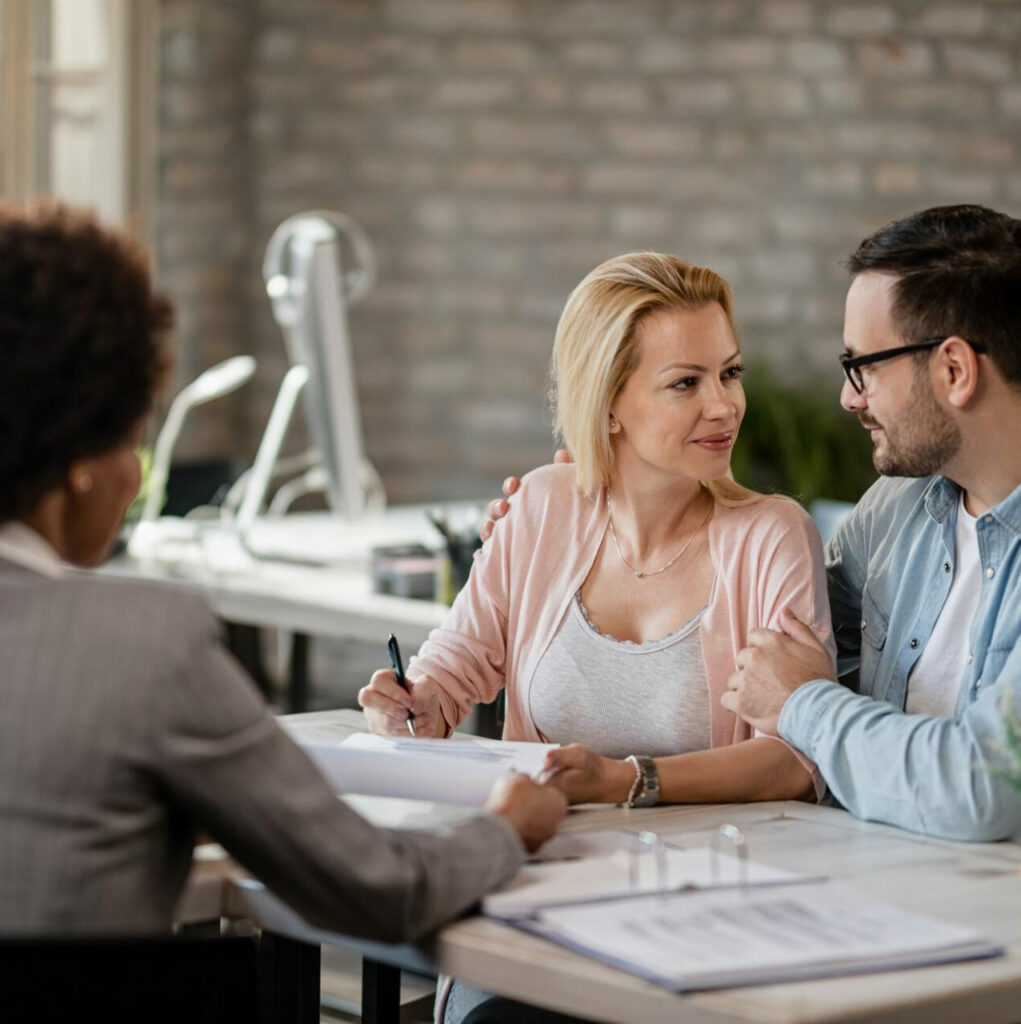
204,710,1021,1024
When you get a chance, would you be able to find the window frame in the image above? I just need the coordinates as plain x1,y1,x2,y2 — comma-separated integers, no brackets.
0,0,158,244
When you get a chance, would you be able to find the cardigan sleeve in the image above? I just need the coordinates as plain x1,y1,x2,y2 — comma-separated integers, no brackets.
747,499,837,800
753,499,837,664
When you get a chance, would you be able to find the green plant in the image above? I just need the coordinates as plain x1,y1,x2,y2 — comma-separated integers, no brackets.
730,364,877,507
124,447,154,524
985,691,1021,793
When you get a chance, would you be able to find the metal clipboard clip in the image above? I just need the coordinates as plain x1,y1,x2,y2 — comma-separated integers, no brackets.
710,823,748,893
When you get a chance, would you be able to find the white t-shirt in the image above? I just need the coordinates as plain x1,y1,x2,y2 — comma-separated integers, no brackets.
905,494,981,718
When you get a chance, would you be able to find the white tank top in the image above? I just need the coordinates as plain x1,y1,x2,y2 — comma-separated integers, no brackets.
527,592,712,759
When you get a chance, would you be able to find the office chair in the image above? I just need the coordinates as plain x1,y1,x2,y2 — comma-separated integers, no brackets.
0,933,261,1024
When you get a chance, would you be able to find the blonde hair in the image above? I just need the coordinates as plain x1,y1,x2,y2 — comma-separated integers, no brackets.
550,251,761,505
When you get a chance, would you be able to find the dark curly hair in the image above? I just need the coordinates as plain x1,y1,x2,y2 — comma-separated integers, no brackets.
846,205,1021,386
0,201,174,521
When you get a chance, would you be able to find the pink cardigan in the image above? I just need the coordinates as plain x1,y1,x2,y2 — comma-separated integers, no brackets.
408,464,836,787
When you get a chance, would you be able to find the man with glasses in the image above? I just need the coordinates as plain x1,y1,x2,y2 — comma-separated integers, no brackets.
722,204,1021,840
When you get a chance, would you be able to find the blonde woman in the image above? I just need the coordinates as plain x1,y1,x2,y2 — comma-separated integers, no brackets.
359,252,835,807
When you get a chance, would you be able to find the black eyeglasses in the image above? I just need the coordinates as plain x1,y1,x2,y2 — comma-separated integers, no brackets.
839,337,986,394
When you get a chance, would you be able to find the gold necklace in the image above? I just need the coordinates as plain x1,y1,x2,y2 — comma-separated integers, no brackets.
606,492,713,579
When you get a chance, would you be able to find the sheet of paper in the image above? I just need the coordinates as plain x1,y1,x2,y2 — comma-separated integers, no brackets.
517,881,1000,991
485,843,815,916
343,732,553,774
280,715,360,747
526,829,646,863
291,729,556,806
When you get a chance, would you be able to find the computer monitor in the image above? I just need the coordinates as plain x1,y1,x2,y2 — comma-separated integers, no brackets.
262,211,378,519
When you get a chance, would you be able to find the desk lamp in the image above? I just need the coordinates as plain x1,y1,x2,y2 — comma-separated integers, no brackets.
128,356,256,557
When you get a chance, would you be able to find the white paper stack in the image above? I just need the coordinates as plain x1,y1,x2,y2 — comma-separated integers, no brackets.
284,726,556,806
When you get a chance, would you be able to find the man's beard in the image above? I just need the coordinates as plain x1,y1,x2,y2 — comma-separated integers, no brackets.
865,370,962,477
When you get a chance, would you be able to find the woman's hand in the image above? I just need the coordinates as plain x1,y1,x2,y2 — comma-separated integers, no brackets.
542,744,634,804
357,670,447,737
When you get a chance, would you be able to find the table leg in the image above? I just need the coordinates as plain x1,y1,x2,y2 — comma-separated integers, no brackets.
362,958,402,1024
257,932,320,1024
288,632,311,713
224,622,275,701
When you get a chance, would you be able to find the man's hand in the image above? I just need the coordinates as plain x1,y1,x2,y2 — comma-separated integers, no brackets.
479,450,572,542
721,611,836,735
540,744,634,804
485,774,567,852
358,670,446,737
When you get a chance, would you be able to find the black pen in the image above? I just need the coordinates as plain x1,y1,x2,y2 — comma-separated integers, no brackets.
387,632,417,737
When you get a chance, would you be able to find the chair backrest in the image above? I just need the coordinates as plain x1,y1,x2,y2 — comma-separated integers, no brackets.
0,934,260,1024
809,498,855,546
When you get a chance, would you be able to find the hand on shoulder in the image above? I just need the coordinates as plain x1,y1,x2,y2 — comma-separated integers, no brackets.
479,450,573,542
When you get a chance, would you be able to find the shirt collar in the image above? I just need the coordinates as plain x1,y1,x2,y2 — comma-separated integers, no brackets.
924,475,1021,538
923,476,960,523
0,521,64,578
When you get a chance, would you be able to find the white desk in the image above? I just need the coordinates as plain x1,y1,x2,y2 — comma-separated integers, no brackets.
100,514,460,712
206,710,1021,1024
104,514,452,648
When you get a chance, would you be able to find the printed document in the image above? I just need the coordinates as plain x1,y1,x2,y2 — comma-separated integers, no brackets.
502,881,1000,991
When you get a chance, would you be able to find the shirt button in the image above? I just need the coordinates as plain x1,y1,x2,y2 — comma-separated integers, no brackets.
986,566,995,579
909,638,919,649
968,652,974,663
861,619,867,630
943,562,951,573
976,679,983,689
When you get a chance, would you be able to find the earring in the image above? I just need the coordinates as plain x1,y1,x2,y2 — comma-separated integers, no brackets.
74,472,93,493
608,414,619,434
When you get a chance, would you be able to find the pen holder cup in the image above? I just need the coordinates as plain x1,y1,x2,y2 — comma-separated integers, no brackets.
437,535,483,604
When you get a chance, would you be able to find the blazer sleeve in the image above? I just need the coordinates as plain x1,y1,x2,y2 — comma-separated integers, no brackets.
149,598,524,942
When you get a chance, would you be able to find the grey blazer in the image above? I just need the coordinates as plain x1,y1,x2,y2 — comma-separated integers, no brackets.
0,557,523,939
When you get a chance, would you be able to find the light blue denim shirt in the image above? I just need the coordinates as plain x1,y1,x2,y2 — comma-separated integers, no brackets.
779,474,1021,841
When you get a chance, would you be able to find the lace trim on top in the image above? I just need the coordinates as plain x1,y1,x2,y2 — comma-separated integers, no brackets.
574,591,708,649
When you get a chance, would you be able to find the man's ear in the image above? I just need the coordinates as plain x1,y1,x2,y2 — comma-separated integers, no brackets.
938,337,981,409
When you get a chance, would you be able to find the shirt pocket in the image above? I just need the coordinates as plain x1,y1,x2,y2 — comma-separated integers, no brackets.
858,588,889,697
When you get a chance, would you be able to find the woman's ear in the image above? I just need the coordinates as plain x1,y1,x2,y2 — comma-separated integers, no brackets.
68,463,94,494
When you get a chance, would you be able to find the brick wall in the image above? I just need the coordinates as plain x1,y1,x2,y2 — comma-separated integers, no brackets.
158,0,1021,502
157,0,252,457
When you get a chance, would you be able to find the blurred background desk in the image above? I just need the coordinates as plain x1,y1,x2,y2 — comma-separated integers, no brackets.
99,515,453,713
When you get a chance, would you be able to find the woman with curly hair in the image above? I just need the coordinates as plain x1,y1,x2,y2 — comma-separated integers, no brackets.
0,201,564,937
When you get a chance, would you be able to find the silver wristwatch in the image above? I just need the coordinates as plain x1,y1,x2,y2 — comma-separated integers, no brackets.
625,755,660,808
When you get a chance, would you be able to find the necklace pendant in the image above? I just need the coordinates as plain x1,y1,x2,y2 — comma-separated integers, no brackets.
634,569,643,578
